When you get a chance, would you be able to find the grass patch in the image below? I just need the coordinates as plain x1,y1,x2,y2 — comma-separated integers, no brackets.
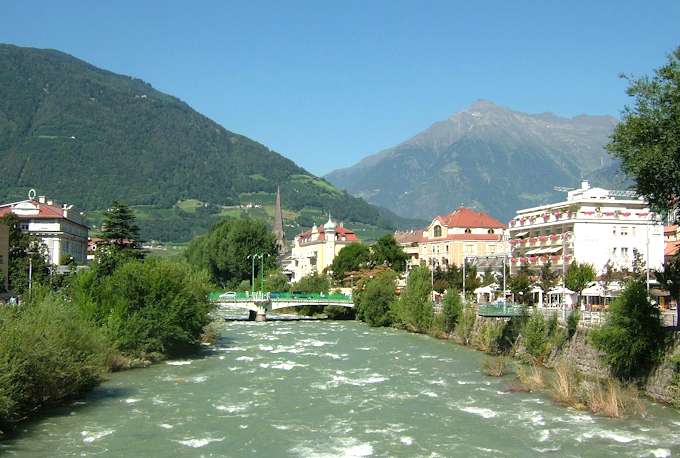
482,356,509,377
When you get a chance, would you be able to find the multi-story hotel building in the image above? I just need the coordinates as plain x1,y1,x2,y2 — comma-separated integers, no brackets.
396,207,508,270
0,193,88,265
508,181,664,276
287,216,358,282
0,223,8,291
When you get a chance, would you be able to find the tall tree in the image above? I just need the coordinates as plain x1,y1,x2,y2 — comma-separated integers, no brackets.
185,218,277,287
354,269,397,327
607,47,680,217
370,235,408,272
101,201,140,245
565,262,596,308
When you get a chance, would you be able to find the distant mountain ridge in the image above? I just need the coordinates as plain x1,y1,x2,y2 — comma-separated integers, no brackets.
325,100,624,222
0,43,422,242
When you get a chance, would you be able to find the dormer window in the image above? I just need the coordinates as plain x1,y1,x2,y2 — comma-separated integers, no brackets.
434,225,442,237
488,229,495,234
464,228,472,234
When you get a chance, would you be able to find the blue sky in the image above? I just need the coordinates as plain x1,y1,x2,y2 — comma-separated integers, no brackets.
2,1,679,175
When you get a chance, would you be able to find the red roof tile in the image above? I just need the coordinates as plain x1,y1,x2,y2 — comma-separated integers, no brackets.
297,225,358,243
0,199,87,227
434,207,505,229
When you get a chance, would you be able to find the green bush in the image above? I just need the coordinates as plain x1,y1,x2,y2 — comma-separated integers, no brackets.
393,266,433,333
454,305,477,345
590,279,665,381
441,288,463,333
522,311,548,362
355,270,397,327
0,291,109,427
567,309,580,339
71,258,214,357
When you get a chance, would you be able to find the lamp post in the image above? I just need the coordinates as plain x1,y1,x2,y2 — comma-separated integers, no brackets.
260,253,270,292
247,253,260,293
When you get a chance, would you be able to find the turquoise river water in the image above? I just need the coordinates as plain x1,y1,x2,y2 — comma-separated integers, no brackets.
2,316,680,457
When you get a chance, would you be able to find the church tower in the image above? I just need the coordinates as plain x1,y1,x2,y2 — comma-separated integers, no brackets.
273,185,288,256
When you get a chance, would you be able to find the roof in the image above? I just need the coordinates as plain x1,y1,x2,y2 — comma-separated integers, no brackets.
297,225,358,244
434,207,505,229
665,240,680,257
394,230,424,244
0,199,88,228
665,225,678,235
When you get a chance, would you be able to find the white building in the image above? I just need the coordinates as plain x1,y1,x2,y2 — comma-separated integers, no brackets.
0,193,88,265
508,181,664,277
286,216,358,282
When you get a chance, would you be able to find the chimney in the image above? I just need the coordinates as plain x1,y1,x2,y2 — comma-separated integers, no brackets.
38,196,46,204
581,180,590,190
47,199,53,206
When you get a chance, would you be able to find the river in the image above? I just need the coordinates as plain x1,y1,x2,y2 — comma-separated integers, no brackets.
3,317,680,457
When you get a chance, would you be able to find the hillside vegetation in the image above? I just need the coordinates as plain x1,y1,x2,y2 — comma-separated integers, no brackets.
0,44,421,241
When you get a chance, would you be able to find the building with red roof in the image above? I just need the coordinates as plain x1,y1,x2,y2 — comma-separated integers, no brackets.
396,207,508,270
0,192,88,265
287,216,359,281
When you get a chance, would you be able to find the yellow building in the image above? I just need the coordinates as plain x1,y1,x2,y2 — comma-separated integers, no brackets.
0,224,8,292
396,207,508,270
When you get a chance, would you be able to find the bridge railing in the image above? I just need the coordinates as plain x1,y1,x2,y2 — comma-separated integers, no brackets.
210,291,353,303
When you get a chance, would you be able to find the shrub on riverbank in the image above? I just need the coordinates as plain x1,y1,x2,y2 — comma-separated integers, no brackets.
354,269,397,327
392,266,433,333
482,356,509,377
71,258,214,357
0,291,109,429
590,279,665,381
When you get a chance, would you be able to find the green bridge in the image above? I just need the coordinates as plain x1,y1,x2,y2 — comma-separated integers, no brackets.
210,291,354,321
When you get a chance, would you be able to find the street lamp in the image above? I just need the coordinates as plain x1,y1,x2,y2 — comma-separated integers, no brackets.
260,253,270,292
246,253,261,293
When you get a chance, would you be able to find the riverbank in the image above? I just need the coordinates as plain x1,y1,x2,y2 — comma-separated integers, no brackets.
0,257,214,434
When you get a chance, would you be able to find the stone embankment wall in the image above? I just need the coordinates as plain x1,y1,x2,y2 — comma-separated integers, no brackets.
469,315,678,406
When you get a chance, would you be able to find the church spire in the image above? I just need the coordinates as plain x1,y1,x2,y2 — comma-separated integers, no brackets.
273,185,287,255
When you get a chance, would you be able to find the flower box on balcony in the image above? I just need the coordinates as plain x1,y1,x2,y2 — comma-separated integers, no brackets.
551,255,560,262
620,212,631,217
581,211,595,216
538,236,548,242
528,237,537,244
519,239,527,245
549,234,559,241
540,255,548,262
511,257,517,263
529,256,537,264
553,211,563,218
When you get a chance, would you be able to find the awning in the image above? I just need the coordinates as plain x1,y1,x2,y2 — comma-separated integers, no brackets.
525,248,543,255
514,231,529,238
543,246,563,254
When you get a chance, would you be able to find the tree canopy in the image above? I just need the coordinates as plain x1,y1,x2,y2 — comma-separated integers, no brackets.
607,46,680,217
185,218,277,287
565,262,596,304
590,279,665,380
370,235,408,272
329,242,371,281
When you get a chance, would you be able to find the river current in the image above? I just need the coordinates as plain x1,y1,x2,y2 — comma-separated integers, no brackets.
3,316,680,457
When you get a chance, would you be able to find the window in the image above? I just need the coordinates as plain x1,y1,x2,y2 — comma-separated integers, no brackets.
620,227,628,237
488,245,496,254
445,244,449,252
464,228,472,234
488,229,495,234
621,247,629,256
612,227,617,236
433,225,442,237
611,247,617,256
